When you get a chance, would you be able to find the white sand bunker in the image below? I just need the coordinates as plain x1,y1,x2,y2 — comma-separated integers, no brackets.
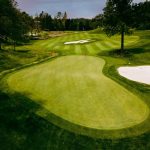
64,39,92,45
118,66,150,85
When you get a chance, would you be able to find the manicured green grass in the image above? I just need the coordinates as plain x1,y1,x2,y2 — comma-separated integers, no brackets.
6,56,149,131
0,30,150,149
15,32,139,55
1,92,149,150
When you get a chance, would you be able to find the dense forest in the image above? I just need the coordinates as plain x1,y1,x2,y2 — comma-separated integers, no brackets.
34,11,103,31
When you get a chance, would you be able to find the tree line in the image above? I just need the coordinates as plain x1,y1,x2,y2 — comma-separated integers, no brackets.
0,0,34,50
36,1,150,32
34,11,102,31
103,0,150,52
132,1,150,30
0,0,150,51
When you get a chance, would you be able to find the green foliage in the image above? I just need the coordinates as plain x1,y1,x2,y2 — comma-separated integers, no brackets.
103,0,134,51
29,0,150,33
35,11,97,31
38,11,54,31
132,1,150,30
0,0,33,49
103,0,133,36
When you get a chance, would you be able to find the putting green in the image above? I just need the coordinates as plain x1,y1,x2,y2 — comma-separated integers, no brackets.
6,56,149,130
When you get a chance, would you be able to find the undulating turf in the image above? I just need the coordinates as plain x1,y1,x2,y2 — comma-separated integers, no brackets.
6,56,149,131
15,32,140,55
0,30,150,149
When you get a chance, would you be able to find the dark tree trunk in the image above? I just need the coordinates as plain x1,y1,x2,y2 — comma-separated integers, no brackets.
0,41,1,50
121,30,124,54
14,41,16,51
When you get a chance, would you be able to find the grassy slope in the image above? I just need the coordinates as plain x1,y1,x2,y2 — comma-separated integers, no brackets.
0,30,150,149
6,56,149,131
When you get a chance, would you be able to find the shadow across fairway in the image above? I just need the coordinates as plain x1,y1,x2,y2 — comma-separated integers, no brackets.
15,50,31,53
99,47,149,58
0,91,150,150
2,77,149,140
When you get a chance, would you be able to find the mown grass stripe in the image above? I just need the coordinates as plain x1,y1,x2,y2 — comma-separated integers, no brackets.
80,44,89,55
101,41,115,51
90,43,101,54
75,45,82,54
85,44,96,54
45,38,62,49
95,42,107,51
104,41,118,49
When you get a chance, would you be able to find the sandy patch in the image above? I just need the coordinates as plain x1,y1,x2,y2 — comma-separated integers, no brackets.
64,39,92,45
118,66,150,85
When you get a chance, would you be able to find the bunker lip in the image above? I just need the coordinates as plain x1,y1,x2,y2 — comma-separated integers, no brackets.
64,39,93,45
118,65,150,85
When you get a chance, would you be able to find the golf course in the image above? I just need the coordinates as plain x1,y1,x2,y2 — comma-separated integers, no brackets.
1,29,150,140
15,31,140,55
1,28,150,149
1,0,150,149
5,55,149,130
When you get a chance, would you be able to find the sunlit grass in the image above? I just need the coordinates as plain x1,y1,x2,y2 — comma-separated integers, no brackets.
6,56,149,130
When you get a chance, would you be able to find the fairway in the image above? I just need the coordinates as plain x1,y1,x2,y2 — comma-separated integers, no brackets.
6,56,149,130
1,0,150,148
16,32,140,55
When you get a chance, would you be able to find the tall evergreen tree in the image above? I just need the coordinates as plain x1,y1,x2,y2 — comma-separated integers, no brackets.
103,0,133,53
132,1,150,30
63,12,68,30
0,0,15,49
0,0,33,50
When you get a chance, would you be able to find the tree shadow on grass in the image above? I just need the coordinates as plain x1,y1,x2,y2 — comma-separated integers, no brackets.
98,47,149,58
0,91,150,150
15,50,30,53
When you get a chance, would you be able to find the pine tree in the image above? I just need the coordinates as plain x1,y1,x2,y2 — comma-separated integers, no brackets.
103,0,133,53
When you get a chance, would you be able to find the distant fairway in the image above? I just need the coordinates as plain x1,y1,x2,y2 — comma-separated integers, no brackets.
16,32,140,55
6,56,149,130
